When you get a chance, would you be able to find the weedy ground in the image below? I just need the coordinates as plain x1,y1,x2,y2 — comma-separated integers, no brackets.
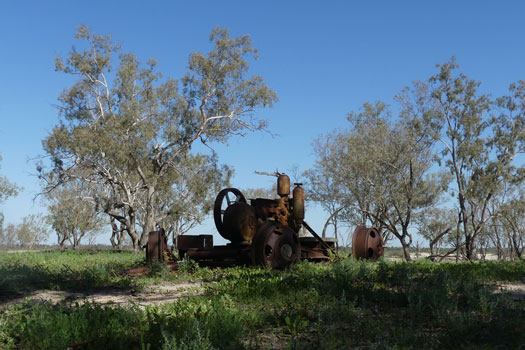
0,250,523,350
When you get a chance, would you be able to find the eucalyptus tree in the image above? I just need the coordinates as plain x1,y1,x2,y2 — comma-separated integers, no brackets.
15,214,50,248
40,26,277,249
0,154,20,240
307,102,390,234
146,153,231,244
0,156,19,204
309,85,447,260
303,166,346,240
428,60,524,260
496,187,525,259
241,186,276,200
0,224,17,247
415,207,456,261
46,180,104,248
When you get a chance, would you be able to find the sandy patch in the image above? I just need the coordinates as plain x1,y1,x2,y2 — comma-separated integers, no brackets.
1,249,39,254
387,252,502,262
493,282,525,301
2,281,203,308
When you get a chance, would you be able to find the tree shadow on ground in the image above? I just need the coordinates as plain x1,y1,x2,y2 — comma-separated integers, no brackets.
0,261,139,304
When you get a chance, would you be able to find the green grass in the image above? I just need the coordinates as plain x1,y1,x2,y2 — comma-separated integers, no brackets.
0,250,144,298
1,251,524,349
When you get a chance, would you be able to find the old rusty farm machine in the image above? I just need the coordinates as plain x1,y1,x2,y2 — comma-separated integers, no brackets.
146,174,384,269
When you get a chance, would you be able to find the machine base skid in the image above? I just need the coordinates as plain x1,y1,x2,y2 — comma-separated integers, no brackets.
299,237,336,261
175,233,336,267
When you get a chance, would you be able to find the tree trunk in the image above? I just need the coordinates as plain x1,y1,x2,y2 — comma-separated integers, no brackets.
512,232,523,259
429,241,436,262
322,208,343,239
140,187,157,248
126,208,139,251
110,217,120,248
465,233,478,261
140,209,156,248
495,225,503,260
58,233,67,249
400,226,412,261
402,241,412,261
110,215,127,249
110,219,118,248
456,213,462,262
72,230,79,249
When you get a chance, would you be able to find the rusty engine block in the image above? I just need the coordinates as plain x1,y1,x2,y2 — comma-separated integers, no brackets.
147,173,384,269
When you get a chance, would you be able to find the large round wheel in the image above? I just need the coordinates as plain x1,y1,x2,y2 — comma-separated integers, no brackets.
214,188,247,240
352,226,384,260
251,222,301,269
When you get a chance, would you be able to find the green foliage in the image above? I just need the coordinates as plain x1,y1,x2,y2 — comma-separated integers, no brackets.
177,256,200,274
429,59,525,260
41,25,276,249
1,251,524,349
0,250,142,296
13,213,50,248
0,213,50,248
307,85,448,260
45,180,104,247
0,155,21,246
307,59,524,261
2,301,146,350
0,155,20,205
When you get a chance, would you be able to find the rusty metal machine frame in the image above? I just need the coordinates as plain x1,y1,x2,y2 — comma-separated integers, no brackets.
147,173,384,268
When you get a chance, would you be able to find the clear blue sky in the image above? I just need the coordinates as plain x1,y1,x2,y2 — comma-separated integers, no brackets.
1,1,524,244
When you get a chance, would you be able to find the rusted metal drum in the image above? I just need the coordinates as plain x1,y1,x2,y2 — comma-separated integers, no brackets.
352,226,384,260
251,221,301,269
292,183,305,225
214,188,247,241
277,174,290,197
222,202,257,243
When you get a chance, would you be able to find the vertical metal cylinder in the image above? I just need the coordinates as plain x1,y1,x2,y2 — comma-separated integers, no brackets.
292,183,305,224
277,174,290,197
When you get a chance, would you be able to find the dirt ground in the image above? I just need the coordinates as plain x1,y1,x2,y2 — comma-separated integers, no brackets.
1,281,204,309
3,279,523,310
2,251,523,308
389,252,503,261
493,282,525,301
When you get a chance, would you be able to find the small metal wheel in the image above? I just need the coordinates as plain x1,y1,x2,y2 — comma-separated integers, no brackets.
251,221,301,269
214,188,247,241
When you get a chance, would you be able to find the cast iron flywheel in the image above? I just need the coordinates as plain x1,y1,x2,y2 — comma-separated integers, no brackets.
251,221,301,269
213,188,247,241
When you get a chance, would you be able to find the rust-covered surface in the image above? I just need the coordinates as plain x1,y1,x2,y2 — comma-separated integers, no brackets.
205,176,315,268
146,171,384,269
277,173,290,197
299,236,336,260
213,188,247,241
292,183,305,226
352,226,384,260
177,234,213,251
222,202,257,243
146,229,172,263
251,222,301,269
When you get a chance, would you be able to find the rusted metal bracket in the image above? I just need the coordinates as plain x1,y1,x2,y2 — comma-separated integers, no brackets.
146,229,173,262
302,221,336,254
